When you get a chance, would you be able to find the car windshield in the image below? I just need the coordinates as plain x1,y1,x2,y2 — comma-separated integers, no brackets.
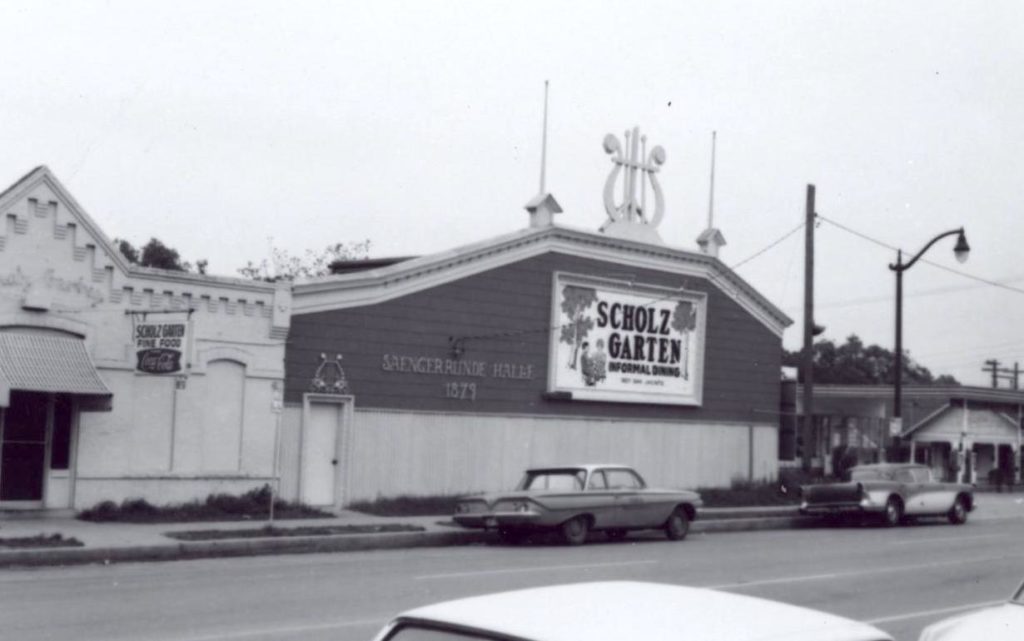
1013,581,1024,605
517,469,586,491
385,624,504,641
850,468,890,481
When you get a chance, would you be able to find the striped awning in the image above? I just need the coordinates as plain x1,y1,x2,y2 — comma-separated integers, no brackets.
0,332,112,407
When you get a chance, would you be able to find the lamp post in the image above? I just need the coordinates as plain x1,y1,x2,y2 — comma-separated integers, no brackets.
889,228,970,435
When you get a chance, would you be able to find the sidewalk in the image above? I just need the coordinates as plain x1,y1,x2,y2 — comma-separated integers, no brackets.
0,494,1020,568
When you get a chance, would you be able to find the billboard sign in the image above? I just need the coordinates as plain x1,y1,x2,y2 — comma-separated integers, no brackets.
548,273,705,406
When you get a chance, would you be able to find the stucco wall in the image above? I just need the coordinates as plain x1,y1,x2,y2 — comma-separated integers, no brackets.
0,169,288,508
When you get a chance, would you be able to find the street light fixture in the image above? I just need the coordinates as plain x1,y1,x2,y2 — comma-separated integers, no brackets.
889,227,970,439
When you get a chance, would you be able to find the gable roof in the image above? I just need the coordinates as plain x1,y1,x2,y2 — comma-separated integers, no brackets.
0,165,277,294
293,223,793,336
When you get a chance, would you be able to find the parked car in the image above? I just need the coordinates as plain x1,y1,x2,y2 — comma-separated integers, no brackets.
370,581,894,641
918,578,1024,641
800,463,973,526
452,464,702,544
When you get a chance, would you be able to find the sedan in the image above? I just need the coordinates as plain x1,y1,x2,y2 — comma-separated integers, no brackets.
370,581,893,641
453,464,701,545
800,463,973,526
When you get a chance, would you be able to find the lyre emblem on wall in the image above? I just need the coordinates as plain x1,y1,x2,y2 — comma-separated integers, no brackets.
310,353,351,394
600,127,666,243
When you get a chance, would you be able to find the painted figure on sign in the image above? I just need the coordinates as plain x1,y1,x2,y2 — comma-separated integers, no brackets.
581,339,608,387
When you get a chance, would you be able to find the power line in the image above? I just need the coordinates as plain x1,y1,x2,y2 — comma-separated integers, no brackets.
817,214,1024,296
730,221,805,270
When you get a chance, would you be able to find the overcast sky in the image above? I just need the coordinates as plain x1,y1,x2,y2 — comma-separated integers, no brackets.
2,1,1022,387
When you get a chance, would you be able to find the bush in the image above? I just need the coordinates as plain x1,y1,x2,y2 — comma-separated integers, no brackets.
78,485,331,523
696,477,801,508
347,494,466,516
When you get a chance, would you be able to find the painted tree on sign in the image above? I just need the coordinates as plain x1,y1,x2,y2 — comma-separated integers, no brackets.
559,286,598,370
671,301,698,379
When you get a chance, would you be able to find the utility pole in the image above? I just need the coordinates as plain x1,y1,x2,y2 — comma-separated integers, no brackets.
801,184,816,472
983,359,1000,388
982,359,1019,389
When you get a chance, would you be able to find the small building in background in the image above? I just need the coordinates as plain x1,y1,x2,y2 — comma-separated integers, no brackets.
786,382,1023,485
0,167,289,509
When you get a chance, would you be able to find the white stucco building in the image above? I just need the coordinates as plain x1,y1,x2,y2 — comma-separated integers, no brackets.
0,167,290,509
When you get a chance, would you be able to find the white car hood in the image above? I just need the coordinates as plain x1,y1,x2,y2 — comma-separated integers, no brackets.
919,603,1024,641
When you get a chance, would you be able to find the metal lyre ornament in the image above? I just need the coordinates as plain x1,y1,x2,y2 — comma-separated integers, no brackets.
601,127,666,237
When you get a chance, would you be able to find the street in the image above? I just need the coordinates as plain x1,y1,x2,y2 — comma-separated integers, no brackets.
4,513,1022,641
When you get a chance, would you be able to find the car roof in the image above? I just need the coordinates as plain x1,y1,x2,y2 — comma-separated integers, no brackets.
392,581,891,641
524,464,631,473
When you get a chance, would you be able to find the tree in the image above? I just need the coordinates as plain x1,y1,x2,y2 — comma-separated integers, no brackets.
671,301,697,379
239,240,372,281
115,237,206,274
783,334,960,386
559,286,598,370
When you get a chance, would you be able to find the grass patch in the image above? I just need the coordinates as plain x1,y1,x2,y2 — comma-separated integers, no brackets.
347,494,464,517
0,533,84,549
166,523,424,541
78,485,332,523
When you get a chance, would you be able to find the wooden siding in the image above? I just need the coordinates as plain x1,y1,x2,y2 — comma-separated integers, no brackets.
343,409,779,501
287,252,781,424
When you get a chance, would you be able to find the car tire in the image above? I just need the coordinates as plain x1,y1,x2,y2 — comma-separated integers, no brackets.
664,507,690,541
606,528,628,542
882,497,903,527
560,516,590,546
947,497,969,525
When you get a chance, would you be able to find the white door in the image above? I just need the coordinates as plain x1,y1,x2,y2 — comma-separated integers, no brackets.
301,402,342,506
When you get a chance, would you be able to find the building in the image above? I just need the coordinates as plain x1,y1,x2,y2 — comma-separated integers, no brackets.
0,167,290,509
279,129,792,507
787,382,1023,484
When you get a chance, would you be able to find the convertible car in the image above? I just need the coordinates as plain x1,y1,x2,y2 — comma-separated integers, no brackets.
800,463,974,526
371,581,893,641
453,464,702,545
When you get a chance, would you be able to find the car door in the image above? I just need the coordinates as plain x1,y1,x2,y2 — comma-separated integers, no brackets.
914,467,958,514
894,467,926,515
585,470,620,528
605,468,659,527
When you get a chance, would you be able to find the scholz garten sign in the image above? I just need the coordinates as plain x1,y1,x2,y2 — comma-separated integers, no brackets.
135,321,189,374
548,273,706,406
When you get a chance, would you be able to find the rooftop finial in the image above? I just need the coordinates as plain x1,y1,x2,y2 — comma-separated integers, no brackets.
523,80,562,229
696,130,727,258
708,130,717,229
539,80,549,194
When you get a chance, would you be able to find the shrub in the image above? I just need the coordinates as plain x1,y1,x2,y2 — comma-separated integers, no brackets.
78,485,331,523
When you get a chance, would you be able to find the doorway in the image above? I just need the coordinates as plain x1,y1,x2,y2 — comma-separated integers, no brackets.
0,391,49,503
300,395,352,507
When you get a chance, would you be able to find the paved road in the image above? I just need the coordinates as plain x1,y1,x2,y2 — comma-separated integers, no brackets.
3,514,1022,641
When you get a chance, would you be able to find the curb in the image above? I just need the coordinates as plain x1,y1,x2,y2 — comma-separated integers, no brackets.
0,515,819,568
0,529,491,568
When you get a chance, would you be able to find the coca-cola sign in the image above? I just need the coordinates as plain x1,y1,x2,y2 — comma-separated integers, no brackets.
134,321,189,374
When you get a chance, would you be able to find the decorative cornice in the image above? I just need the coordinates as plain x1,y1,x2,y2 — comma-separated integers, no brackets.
293,224,792,336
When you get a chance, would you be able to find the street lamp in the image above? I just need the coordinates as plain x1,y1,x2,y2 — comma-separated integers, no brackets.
889,227,970,435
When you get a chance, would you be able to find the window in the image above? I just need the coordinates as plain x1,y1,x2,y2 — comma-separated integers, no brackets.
604,468,643,490
518,470,585,491
385,624,506,641
910,467,932,483
587,470,608,490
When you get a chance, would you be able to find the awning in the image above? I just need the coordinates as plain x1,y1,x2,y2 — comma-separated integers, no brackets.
0,332,112,408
